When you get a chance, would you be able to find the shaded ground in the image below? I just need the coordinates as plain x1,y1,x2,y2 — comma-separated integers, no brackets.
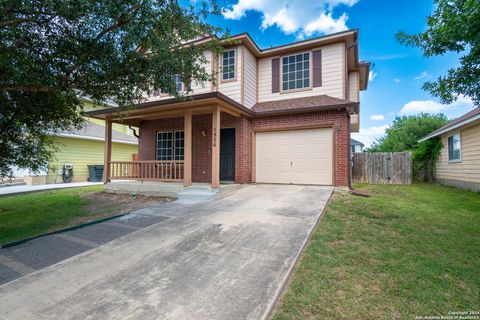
272,183,480,320
0,186,169,245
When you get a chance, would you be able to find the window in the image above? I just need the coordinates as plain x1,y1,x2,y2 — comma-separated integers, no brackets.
448,133,461,162
156,131,184,161
282,52,310,91
222,49,236,81
174,74,183,92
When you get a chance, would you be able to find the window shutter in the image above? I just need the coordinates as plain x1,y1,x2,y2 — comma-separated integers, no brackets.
271,58,280,93
313,50,322,87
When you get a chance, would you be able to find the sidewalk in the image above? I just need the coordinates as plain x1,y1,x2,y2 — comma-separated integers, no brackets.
0,182,103,197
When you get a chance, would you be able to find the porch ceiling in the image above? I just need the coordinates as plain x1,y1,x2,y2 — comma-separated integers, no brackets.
86,92,254,126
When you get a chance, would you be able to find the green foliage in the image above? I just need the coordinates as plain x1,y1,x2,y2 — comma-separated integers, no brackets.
396,0,480,106
0,0,223,175
366,113,448,153
366,114,448,181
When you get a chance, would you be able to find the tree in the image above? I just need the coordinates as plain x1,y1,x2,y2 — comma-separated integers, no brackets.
0,0,223,176
366,114,449,181
366,113,448,153
396,0,480,106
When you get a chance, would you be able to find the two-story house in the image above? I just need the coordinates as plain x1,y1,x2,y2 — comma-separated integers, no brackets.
87,29,369,191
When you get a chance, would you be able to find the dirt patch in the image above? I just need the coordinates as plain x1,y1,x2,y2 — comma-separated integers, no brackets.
75,192,171,223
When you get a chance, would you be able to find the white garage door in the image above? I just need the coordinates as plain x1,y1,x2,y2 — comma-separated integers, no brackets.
255,128,333,185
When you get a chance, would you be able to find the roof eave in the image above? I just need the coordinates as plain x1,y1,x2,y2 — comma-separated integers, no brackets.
419,113,480,142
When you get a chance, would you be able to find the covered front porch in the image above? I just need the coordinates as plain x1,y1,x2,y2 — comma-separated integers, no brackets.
92,93,253,190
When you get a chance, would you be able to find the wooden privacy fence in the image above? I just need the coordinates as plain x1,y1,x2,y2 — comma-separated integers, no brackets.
352,152,412,184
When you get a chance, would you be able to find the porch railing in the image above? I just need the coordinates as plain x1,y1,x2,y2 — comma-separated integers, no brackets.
109,161,184,181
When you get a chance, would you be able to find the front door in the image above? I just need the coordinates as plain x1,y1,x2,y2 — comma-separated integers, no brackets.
220,128,235,181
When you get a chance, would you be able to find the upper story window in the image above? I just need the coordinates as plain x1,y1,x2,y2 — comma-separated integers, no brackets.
152,74,183,97
174,74,183,92
282,53,310,91
222,49,236,81
448,133,461,162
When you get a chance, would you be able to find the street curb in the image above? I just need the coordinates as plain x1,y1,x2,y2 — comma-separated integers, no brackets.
261,187,334,320
0,212,130,249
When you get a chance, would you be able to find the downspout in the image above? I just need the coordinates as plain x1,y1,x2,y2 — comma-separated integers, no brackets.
347,112,353,190
346,42,357,190
129,126,140,138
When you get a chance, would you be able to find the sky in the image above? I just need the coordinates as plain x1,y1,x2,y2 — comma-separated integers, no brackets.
206,0,475,147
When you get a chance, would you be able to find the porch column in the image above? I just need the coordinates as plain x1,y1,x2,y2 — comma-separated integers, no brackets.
211,105,221,188
184,109,192,187
103,119,112,184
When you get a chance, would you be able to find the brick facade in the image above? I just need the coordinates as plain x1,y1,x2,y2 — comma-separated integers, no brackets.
138,109,350,186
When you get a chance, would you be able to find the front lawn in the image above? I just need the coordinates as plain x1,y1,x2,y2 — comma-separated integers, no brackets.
273,184,480,319
0,186,167,245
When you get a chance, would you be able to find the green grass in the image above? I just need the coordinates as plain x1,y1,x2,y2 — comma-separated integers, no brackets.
273,184,480,320
0,186,107,245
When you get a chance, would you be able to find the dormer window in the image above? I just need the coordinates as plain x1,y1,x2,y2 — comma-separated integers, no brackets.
282,53,310,91
222,49,236,81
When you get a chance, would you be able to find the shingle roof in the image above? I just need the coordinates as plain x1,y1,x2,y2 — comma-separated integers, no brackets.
86,92,358,121
420,107,480,141
252,95,358,115
55,121,138,144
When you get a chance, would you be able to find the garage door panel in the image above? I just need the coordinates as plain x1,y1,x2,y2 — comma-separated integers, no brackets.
255,128,333,185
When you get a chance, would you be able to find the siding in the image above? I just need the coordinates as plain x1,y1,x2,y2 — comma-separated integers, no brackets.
83,101,135,136
243,46,257,108
146,50,213,102
257,42,345,102
436,122,480,183
188,50,212,95
46,137,138,183
348,71,359,102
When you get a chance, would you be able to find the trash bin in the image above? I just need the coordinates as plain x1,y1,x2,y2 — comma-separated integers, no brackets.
87,165,104,182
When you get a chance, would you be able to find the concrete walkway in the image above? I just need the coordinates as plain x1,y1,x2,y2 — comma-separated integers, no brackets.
0,184,332,320
0,181,103,196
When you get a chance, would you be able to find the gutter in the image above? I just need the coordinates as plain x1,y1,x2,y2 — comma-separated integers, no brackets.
418,113,480,142
53,133,138,145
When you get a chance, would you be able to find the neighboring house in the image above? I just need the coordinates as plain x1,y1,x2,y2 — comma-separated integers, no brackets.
87,30,370,190
24,100,138,185
420,107,480,192
351,138,364,153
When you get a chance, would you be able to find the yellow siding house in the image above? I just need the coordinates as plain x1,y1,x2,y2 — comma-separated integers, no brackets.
25,99,138,185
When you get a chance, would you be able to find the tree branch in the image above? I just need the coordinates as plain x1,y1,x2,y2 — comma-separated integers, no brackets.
95,3,142,40
0,84,53,92
0,16,38,28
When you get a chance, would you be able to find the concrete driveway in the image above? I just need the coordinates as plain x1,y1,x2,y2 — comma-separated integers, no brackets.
0,184,332,320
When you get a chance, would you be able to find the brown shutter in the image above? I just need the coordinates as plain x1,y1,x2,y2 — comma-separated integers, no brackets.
313,50,322,87
271,58,280,93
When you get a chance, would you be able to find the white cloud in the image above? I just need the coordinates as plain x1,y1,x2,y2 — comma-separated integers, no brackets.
352,125,390,148
414,71,432,80
222,0,358,37
394,78,400,83
369,71,377,81
400,95,474,115
369,114,385,121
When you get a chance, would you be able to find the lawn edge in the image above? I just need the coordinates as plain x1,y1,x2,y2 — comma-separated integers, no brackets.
0,183,103,198
263,187,335,320
0,212,129,249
